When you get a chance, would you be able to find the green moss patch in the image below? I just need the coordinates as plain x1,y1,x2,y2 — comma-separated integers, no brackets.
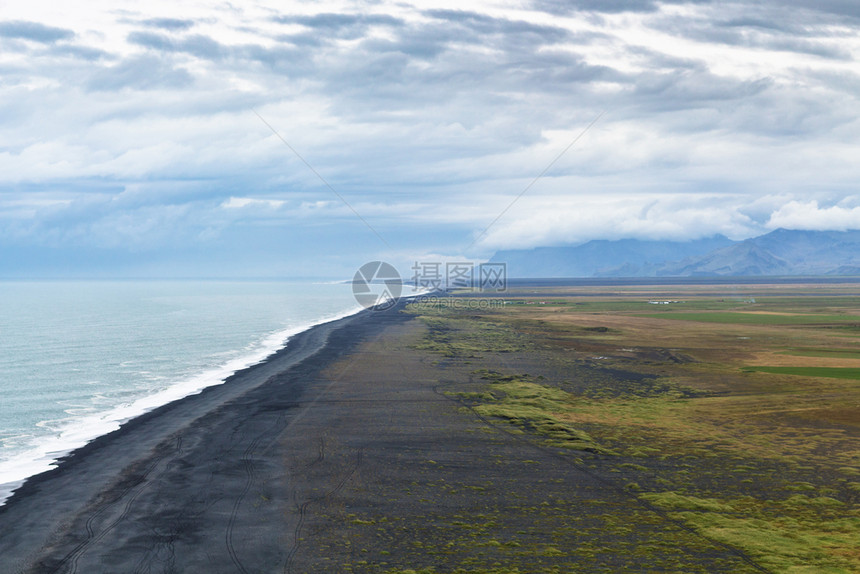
471,375,604,453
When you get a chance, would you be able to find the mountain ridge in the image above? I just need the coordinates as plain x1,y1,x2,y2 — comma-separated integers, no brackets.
490,229,860,278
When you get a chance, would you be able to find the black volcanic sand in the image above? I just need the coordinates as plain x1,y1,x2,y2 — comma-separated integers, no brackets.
0,301,763,573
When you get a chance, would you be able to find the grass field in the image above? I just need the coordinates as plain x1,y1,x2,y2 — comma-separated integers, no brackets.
639,311,860,325
780,348,860,359
742,366,860,379
408,282,860,573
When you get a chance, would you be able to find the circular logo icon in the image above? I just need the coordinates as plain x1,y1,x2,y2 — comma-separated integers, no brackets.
352,261,402,310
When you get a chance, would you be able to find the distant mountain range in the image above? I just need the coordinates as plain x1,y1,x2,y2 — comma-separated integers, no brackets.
490,229,860,278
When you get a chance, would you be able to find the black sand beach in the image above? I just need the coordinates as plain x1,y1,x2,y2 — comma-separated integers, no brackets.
0,306,390,573
0,298,771,573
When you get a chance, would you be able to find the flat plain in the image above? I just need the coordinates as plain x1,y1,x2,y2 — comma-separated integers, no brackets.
3,282,857,573
371,282,860,573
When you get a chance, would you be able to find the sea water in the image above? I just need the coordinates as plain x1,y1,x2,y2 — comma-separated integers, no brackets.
0,280,361,505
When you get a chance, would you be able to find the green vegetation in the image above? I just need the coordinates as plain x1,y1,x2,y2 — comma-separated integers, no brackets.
742,366,860,380
643,493,860,574
780,348,860,359
639,312,860,325
404,283,860,573
469,372,603,453
409,314,529,357
384,568,534,573
503,299,745,313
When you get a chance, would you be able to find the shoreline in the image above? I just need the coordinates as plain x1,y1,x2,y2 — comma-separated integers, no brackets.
0,281,854,571
0,302,388,572
0,303,364,508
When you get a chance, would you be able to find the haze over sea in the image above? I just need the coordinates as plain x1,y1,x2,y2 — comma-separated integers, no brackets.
0,280,361,504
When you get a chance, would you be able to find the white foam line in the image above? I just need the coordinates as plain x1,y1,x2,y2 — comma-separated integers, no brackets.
0,304,364,506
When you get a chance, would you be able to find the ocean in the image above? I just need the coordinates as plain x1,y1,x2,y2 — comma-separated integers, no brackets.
0,280,361,505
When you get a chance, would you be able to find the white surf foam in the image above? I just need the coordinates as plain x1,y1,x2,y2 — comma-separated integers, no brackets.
0,304,363,506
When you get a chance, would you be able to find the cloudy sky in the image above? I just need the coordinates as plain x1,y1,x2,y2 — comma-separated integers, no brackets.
1,0,859,277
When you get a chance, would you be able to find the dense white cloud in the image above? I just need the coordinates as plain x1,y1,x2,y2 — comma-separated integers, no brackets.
767,200,860,231
0,0,858,275
474,192,759,249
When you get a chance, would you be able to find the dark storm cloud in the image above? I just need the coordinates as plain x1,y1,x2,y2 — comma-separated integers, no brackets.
806,68,860,97
276,12,403,31
2,0,859,269
0,20,74,43
127,30,174,51
633,70,773,110
534,0,662,14
51,44,111,61
532,0,860,19
414,10,606,61
126,8,611,101
0,37,109,62
177,34,227,60
128,29,315,78
139,18,196,31
627,46,706,72
764,38,851,60
87,54,194,91
272,13,404,49
772,0,860,20
308,10,611,95
715,11,855,59
358,26,457,60
718,16,806,35
656,14,853,60
424,9,573,47
128,31,227,60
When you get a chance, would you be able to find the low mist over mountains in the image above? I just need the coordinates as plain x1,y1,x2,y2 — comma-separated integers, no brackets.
491,229,860,278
